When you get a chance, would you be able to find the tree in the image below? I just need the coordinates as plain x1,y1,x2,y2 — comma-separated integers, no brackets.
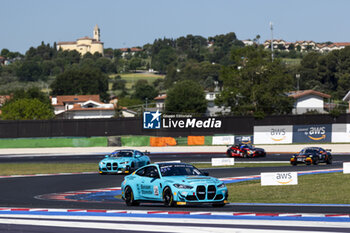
132,80,158,101
165,80,207,114
16,60,44,82
50,67,109,101
1,98,54,120
151,47,177,73
112,75,126,90
217,46,294,117
10,87,52,106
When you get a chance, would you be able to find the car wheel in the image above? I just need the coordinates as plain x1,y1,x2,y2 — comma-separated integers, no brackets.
163,187,176,207
326,155,333,164
124,186,139,206
243,152,248,158
313,158,319,165
306,161,311,166
212,202,225,207
226,150,232,158
291,162,297,166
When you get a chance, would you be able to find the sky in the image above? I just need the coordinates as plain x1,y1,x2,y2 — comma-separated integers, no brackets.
1,0,350,54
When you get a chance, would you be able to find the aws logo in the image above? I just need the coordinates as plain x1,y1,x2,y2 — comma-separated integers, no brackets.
305,127,326,141
270,128,286,141
241,136,252,144
276,173,294,185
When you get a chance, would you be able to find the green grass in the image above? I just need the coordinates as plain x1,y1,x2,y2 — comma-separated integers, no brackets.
111,73,165,90
282,58,302,66
0,162,289,176
227,172,350,204
0,163,96,176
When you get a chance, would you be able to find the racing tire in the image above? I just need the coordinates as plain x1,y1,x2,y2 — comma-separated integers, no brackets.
124,186,140,206
243,152,248,158
305,161,311,166
163,187,176,207
226,150,232,158
313,158,319,165
212,202,226,207
291,162,297,166
326,155,333,164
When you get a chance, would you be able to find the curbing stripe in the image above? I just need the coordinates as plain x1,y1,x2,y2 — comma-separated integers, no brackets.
1,207,350,219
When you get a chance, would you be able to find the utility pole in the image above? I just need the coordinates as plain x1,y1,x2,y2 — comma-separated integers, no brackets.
296,74,300,91
270,21,274,61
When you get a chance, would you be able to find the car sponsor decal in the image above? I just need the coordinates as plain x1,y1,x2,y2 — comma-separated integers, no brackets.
153,186,159,196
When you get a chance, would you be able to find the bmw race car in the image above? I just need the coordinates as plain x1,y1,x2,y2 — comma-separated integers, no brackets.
121,163,228,207
226,143,266,158
99,149,150,174
290,147,332,166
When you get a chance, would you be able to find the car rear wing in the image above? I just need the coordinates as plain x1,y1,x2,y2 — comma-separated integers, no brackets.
326,149,332,152
143,151,151,156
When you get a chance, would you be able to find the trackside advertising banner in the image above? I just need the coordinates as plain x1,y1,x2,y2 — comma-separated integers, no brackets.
293,124,331,143
234,135,254,145
332,124,350,143
212,136,235,145
254,125,293,144
143,111,222,129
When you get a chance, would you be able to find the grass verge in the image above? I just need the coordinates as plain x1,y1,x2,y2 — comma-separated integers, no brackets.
0,162,291,176
227,172,350,204
0,163,96,176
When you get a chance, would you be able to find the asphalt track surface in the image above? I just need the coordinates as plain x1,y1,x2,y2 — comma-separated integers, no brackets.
1,152,350,215
1,151,345,163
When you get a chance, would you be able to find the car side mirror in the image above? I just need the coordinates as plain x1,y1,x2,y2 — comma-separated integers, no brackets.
105,155,109,158
135,154,141,158
202,171,209,176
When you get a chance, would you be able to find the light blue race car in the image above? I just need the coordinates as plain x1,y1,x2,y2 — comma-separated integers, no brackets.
121,162,228,207
99,149,150,175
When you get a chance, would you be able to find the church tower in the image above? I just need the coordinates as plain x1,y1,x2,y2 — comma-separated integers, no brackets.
93,24,100,41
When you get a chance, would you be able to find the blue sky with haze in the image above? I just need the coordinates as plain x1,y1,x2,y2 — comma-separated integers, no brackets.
1,0,349,53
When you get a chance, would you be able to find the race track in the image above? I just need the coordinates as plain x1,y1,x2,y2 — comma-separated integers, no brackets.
0,152,349,214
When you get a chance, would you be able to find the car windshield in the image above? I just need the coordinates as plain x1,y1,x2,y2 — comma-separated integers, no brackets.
300,148,316,154
240,144,253,149
109,151,133,158
159,164,202,176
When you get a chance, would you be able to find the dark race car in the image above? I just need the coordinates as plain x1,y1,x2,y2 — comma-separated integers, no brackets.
290,147,332,166
226,143,266,158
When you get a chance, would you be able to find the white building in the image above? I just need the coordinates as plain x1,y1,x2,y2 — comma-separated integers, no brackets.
288,90,331,114
51,95,115,119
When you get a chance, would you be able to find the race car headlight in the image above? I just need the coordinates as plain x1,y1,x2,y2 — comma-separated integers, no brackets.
173,184,193,189
217,183,226,188
100,162,106,165
120,161,129,164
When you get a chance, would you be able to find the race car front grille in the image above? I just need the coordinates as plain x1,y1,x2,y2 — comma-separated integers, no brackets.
207,185,216,199
112,163,118,170
106,163,111,170
196,186,206,200
185,195,197,201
